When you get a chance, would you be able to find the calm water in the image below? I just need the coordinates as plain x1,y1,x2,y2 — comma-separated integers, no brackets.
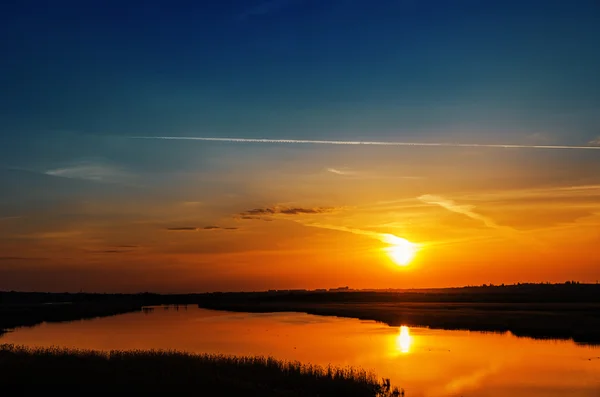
2,306,599,397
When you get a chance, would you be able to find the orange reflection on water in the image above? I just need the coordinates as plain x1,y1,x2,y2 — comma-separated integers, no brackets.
395,326,412,354
1,307,600,397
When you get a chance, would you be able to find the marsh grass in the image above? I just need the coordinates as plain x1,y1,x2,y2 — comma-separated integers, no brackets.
0,344,401,396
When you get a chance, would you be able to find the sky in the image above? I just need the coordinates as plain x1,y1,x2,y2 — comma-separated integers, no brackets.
1,0,600,292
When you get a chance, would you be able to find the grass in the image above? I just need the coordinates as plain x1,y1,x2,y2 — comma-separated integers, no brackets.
0,344,402,396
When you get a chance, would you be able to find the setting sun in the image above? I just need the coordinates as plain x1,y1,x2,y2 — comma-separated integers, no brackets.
384,235,418,266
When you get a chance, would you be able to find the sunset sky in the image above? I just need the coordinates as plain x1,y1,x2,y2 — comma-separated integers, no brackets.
1,0,600,292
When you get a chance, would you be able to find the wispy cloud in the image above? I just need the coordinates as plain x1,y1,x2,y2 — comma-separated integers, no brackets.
326,167,422,180
448,184,600,204
326,168,356,176
91,250,133,254
45,162,131,183
203,225,239,230
35,231,83,239
298,222,406,246
237,0,301,20
241,206,335,218
0,216,21,221
588,136,600,146
417,194,548,249
418,194,501,229
166,226,238,232
0,256,48,261
130,136,600,151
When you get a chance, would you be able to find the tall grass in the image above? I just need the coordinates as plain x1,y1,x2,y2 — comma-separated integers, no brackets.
0,344,402,396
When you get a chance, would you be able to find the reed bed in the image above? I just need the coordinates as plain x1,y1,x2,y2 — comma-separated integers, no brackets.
0,344,402,396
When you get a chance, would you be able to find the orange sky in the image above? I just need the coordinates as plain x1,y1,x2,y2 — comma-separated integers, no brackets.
1,144,599,292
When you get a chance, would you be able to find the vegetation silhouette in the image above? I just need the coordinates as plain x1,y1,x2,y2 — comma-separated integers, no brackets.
0,344,402,396
2,283,599,344
0,301,143,335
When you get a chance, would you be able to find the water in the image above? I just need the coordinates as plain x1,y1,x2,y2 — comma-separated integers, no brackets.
2,306,599,397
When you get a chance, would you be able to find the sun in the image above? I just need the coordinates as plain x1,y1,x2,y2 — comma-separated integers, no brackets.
383,234,418,266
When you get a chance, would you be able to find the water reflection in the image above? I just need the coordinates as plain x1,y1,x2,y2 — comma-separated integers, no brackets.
1,307,599,397
395,326,412,354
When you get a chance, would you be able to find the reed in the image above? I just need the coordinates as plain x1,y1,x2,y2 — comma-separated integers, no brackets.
0,344,402,396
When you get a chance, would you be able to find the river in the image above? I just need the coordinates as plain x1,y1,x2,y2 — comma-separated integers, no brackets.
1,306,599,396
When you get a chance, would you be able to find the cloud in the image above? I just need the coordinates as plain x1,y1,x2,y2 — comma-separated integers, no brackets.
0,256,48,261
240,215,273,221
589,137,600,146
34,231,83,239
203,226,239,230
327,168,356,176
418,194,501,229
45,162,131,183
166,226,238,231
326,167,422,180
241,206,335,218
130,136,600,151
298,222,402,245
237,0,301,20
0,216,21,221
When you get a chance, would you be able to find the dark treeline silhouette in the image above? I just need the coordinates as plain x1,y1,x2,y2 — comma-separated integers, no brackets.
2,283,600,345
0,344,402,397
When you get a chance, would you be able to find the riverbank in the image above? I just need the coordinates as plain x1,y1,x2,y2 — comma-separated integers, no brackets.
0,344,401,396
0,302,143,335
196,287,600,345
3,284,599,345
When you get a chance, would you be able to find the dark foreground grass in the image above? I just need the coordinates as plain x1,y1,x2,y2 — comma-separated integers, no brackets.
0,344,402,397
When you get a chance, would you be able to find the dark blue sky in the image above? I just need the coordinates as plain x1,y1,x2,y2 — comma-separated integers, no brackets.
2,0,600,144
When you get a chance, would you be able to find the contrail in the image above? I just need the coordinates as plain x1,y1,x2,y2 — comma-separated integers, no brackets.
130,136,600,150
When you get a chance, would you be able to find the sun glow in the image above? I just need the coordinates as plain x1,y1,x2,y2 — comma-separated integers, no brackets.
396,326,412,354
383,234,418,266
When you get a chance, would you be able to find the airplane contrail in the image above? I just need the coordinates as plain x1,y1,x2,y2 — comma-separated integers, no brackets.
130,136,600,150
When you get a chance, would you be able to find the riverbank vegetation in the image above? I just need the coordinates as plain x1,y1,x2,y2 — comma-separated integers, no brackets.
2,283,599,344
0,302,143,335
0,344,401,396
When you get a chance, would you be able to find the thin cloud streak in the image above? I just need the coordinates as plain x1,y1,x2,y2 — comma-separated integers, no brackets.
327,168,354,176
418,194,501,229
130,136,600,150
297,221,417,248
418,194,546,250
0,216,21,221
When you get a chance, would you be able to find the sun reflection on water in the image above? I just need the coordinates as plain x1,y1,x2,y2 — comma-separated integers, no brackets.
396,326,412,354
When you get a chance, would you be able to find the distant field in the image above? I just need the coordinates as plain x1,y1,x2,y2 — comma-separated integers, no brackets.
0,344,401,396
2,284,599,344
196,284,600,345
